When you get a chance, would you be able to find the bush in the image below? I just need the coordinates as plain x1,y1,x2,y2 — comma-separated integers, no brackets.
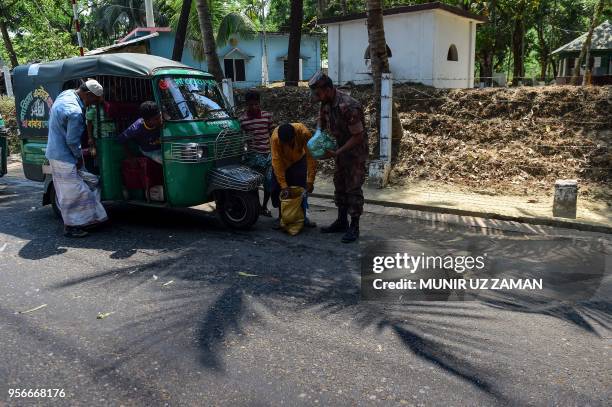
0,96,20,154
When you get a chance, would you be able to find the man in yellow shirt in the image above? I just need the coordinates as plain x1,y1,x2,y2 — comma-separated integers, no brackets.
270,123,317,227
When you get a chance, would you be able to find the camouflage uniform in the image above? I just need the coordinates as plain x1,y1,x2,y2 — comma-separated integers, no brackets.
319,90,368,217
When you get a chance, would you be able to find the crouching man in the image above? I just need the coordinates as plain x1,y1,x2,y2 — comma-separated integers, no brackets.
45,79,108,238
308,72,368,243
270,123,317,228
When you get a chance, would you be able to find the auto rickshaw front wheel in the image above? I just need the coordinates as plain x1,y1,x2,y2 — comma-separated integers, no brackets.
215,190,260,230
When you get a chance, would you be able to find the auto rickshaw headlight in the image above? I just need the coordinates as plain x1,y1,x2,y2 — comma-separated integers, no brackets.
196,145,206,160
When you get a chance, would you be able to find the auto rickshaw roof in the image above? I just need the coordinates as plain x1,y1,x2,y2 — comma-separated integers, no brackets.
13,53,212,83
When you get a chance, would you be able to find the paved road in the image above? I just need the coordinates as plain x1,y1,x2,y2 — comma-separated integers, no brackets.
0,165,610,406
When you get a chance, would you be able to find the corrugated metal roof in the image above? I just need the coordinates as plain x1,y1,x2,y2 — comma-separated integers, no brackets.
551,20,611,54
85,32,159,55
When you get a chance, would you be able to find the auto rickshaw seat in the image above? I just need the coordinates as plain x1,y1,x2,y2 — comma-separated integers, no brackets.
121,157,163,190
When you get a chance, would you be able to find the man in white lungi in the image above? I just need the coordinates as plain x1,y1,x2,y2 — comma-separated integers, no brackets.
45,79,108,237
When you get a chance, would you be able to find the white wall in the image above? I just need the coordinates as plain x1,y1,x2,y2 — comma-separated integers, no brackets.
385,12,436,85
432,10,476,88
327,9,479,88
327,20,371,84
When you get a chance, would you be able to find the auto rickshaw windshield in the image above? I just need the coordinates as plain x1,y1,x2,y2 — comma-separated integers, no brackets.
157,76,230,121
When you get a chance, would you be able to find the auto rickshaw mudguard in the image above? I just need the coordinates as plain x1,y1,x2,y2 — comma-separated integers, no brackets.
207,164,263,194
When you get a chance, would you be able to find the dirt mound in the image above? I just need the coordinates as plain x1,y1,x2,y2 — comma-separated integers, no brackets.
237,84,611,197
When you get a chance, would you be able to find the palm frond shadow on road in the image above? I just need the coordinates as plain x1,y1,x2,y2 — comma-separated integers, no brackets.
45,209,609,403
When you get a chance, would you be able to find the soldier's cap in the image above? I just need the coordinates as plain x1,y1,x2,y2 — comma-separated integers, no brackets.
308,71,333,89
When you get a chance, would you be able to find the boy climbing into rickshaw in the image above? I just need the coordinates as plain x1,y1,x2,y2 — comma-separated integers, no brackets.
117,101,163,164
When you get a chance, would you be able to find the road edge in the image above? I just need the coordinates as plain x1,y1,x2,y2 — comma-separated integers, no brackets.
310,192,612,235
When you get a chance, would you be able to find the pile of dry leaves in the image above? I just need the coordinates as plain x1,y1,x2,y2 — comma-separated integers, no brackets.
236,84,611,196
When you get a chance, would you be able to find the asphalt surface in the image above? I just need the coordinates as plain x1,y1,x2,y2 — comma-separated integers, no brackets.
0,165,611,407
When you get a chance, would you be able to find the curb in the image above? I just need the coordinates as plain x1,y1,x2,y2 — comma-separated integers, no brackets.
310,192,612,235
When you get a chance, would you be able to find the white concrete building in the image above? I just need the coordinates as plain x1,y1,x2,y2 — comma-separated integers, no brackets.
319,2,484,88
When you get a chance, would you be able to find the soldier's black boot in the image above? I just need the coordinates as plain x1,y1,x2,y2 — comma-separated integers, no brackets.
341,216,360,243
321,207,349,233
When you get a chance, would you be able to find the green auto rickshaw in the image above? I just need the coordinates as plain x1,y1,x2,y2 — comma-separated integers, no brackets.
0,113,7,177
13,53,262,228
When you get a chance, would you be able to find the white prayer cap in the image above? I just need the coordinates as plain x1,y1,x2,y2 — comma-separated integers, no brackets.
84,79,103,97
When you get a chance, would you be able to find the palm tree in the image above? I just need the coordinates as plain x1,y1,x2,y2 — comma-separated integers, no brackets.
172,0,192,61
91,0,146,40
285,0,304,86
216,12,257,46
366,0,390,126
195,0,224,82
169,1,255,67
366,0,402,156
89,0,169,43
243,0,272,86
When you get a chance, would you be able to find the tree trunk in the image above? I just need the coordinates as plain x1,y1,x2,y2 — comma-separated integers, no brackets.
551,56,558,78
341,0,347,14
582,49,592,85
285,0,303,86
0,19,18,68
366,0,389,123
258,3,270,86
195,0,224,82
261,27,269,86
366,0,402,158
480,53,493,86
511,16,524,85
317,0,328,17
536,24,549,81
172,0,192,62
571,0,604,85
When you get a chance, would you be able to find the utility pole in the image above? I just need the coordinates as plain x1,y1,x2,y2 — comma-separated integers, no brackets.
70,0,84,56
145,0,155,27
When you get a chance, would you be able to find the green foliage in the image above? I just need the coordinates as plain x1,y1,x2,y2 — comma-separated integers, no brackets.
12,30,79,64
1,0,610,77
167,0,235,60
216,12,257,46
0,0,79,65
0,96,20,154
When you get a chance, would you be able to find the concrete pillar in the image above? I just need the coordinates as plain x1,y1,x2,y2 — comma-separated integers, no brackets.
368,73,393,188
553,179,578,218
221,78,235,109
2,65,13,97
379,73,392,162
145,0,155,27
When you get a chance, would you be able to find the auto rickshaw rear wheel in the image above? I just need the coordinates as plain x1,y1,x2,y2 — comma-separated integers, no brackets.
216,190,259,230
49,183,62,219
